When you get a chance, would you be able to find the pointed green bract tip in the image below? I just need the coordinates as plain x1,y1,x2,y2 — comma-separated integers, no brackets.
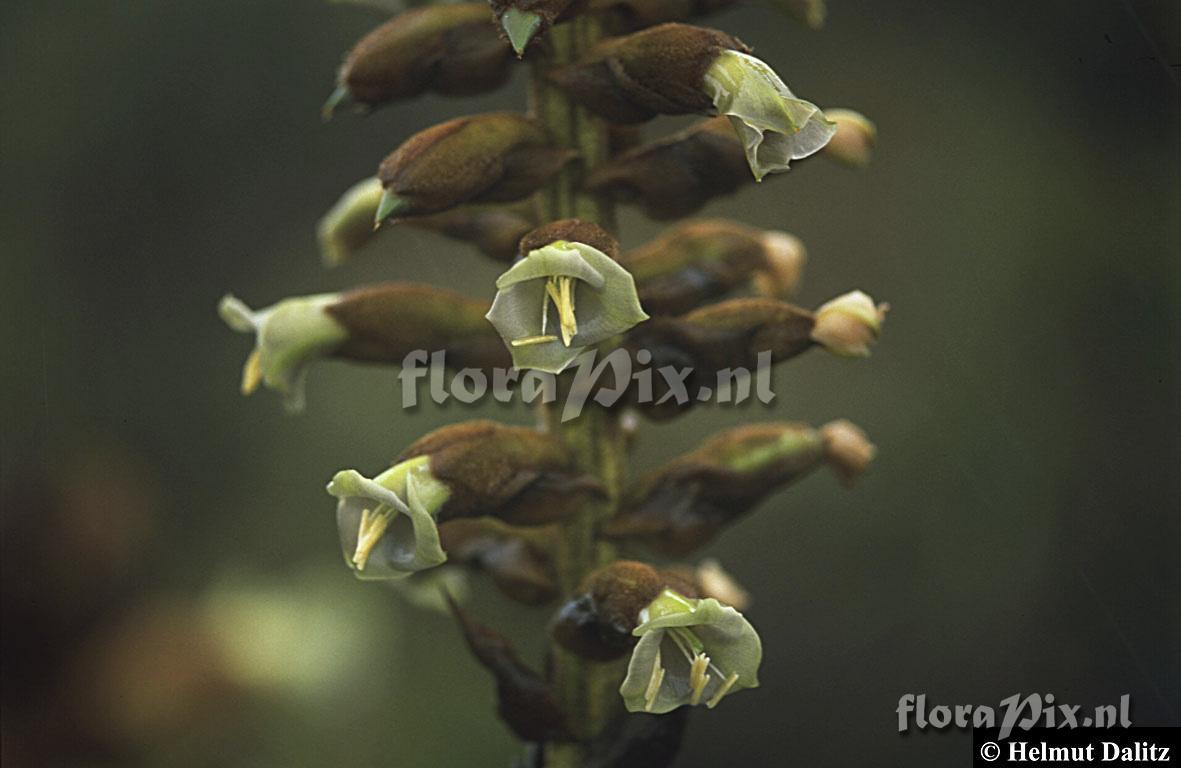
502,8,542,57
321,84,351,122
374,189,411,226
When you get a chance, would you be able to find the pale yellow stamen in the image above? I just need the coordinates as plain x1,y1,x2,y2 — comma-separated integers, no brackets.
644,646,665,712
511,334,560,347
352,505,396,571
545,276,578,346
706,671,740,708
689,653,711,705
241,348,263,395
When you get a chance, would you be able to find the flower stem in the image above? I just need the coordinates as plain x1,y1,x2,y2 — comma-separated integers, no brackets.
529,14,623,766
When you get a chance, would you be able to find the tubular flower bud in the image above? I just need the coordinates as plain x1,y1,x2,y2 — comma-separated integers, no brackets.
619,589,761,713
317,177,384,267
486,220,649,373
376,113,574,222
584,116,753,220
606,422,834,554
328,457,451,580
218,293,348,412
702,50,836,180
820,419,877,487
821,108,877,168
621,219,807,315
394,420,605,526
324,3,512,118
438,518,558,605
219,284,509,410
809,289,888,357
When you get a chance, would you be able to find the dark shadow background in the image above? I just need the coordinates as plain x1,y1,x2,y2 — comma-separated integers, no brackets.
1,0,1178,766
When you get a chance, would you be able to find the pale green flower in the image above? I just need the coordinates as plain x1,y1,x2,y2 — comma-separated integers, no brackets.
619,589,762,713
702,50,837,181
485,240,648,374
218,293,348,412
327,456,451,581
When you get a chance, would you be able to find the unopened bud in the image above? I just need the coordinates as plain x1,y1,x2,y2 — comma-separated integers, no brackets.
751,231,806,299
822,108,877,168
377,112,574,221
820,419,876,487
325,4,512,118
810,290,887,357
622,219,807,314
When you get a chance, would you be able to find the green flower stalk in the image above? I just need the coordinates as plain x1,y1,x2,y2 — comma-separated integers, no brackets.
486,220,648,373
324,3,512,119
328,457,451,579
619,589,761,712
702,49,835,180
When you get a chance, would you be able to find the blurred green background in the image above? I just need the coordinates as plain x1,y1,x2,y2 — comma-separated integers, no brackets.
1,0,1177,765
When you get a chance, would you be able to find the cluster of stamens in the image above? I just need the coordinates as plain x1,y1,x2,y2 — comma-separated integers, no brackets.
352,504,397,571
511,275,578,348
643,626,740,711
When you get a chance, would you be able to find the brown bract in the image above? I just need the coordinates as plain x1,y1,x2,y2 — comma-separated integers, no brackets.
622,219,787,315
550,561,698,660
489,0,589,48
448,597,573,742
411,205,536,263
378,112,575,216
621,297,815,419
606,423,826,554
517,218,621,259
439,518,559,604
341,4,512,107
584,117,748,219
396,420,606,525
327,283,510,370
548,24,749,123
589,0,738,31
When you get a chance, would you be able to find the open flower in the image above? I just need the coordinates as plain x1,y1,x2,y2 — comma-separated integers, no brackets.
702,49,836,180
218,294,348,412
327,456,451,580
619,589,761,713
486,222,648,373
